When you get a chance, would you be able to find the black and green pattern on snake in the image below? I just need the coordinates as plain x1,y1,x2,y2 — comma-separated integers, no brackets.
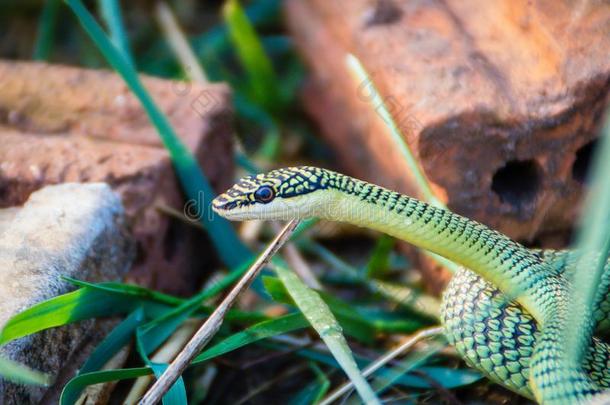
212,166,610,404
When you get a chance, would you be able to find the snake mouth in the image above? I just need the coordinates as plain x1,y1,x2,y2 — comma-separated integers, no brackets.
212,195,239,212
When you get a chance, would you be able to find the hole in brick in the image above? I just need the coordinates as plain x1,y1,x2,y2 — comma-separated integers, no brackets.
572,139,597,184
491,160,541,207
363,0,402,26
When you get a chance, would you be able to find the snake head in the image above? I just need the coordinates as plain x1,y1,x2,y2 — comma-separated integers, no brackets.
212,166,336,221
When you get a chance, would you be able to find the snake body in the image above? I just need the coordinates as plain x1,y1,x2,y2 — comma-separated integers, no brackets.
212,166,610,404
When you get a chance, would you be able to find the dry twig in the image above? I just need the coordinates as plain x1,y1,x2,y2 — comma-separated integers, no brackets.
319,326,444,405
139,219,300,404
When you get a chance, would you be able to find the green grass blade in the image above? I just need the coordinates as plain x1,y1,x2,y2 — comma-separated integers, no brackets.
0,288,135,345
268,275,427,335
0,356,51,386
365,235,395,279
149,363,188,405
289,363,330,405
136,296,202,356
59,312,306,404
60,367,152,405
300,241,440,320
192,0,280,56
351,338,443,402
133,295,205,405
97,0,133,66
233,94,281,160
272,264,380,405
65,0,252,269
80,308,145,374
67,277,269,323
346,54,461,275
222,0,279,111
155,1,208,83
404,366,482,389
33,0,62,60
345,54,441,207
263,340,478,391
263,276,375,343
194,313,307,363
368,280,440,320
563,111,610,365
55,308,146,402
65,277,183,305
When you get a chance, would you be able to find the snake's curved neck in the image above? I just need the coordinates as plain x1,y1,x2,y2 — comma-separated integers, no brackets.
315,176,549,321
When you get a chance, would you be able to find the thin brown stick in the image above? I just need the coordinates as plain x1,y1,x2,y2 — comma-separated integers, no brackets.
319,326,444,405
155,203,205,231
125,319,199,403
139,219,300,405
155,1,208,83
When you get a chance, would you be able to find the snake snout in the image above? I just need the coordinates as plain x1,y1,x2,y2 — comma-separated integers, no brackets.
212,194,237,212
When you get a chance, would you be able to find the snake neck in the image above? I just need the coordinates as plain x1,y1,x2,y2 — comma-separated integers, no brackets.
314,176,550,322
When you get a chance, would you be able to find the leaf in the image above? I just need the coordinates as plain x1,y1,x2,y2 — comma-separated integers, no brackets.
365,235,395,278
0,288,135,345
272,264,380,405
131,291,210,405
562,110,610,367
357,308,428,334
192,0,280,55
60,368,152,405
261,337,478,391
59,313,305,404
289,363,330,405
98,0,132,65
368,279,440,320
33,0,61,60
263,276,375,343
136,296,202,356
222,0,280,111
194,312,307,363
364,337,444,399
80,308,145,374
266,276,426,337
233,93,281,160
408,366,482,389
57,308,146,402
149,363,187,405
134,296,206,405
0,356,51,386
345,54,461,274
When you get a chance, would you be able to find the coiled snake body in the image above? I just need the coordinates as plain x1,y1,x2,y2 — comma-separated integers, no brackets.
212,166,610,404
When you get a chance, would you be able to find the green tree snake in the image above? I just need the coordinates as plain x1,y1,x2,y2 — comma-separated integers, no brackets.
212,166,610,404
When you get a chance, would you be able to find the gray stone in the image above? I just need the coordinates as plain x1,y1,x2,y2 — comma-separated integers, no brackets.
0,183,134,404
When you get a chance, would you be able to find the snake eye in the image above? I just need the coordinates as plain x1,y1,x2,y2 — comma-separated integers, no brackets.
254,185,275,204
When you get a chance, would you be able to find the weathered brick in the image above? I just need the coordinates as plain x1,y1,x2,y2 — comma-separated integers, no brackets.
0,61,235,295
285,0,610,291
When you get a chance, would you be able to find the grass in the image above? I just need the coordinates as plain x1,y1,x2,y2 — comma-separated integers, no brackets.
32,0,61,60
561,111,610,368
32,1,379,403
3,0,608,404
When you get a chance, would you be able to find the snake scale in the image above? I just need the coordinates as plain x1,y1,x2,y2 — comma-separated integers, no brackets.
212,166,610,404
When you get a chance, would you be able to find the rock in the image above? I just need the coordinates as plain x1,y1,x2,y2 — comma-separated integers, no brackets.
285,0,610,291
0,60,235,295
0,183,134,404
